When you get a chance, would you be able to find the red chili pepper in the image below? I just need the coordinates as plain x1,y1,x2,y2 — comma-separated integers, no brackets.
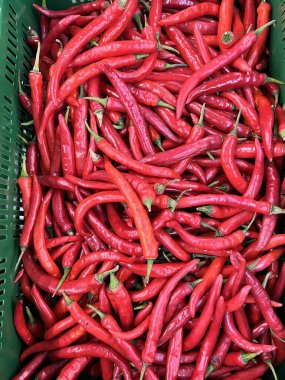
254,162,280,252
13,300,36,346
192,296,225,380
86,122,178,179
254,87,274,161
100,0,139,43
134,302,154,327
31,284,58,329
35,359,68,380
58,113,76,176
17,156,32,219
176,22,275,118
12,352,48,380
106,273,134,331
52,190,74,236
183,275,223,351
25,306,44,339
160,3,220,26
18,71,32,115
247,0,271,68
142,259,199,370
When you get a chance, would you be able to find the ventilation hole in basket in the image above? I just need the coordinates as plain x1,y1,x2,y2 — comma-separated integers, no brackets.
0,215,8,221
0,279,5,286
8,37,17,50
0,195,8,201
0,153,10,162
0,134,11,144
7,55,16,68
5,73,13,85
8,28,17,42
0,225,7,231
7,46,16,60
0,258,6,265
0,310,3,317
8,19,17,32
0,236,6,241
0,267,5,275
5,64,14,78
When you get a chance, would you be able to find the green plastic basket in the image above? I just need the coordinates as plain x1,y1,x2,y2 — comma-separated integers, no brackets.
0,0,284,378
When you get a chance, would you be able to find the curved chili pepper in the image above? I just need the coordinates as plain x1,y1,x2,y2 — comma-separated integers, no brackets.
35,359,68,380
73,40,156,68
105,159,158,280
247,0,271,68
142,259,199,369
160,3,220,26
167,220,249,251
192,296,225,380
25,306,44,340
12,352,48,380
70,251,134,280
17,156,32,220
223,350,261,367
176,23,276,118
107,273,134,331
48,0,129,103
86,124,178,179
41,15,80,58
254,162,280,252
129,278,167,302
13,299,36,346
223,311,275,353
51,343,133,380
109,316,150,340
183,275,223,351
100,0,139,43
186,71,281,105
141,135,223,166
31,284,58,329
18,71,32,115
134,302,153,327
102,64,155,155
58,113,77,176
254,88,274,161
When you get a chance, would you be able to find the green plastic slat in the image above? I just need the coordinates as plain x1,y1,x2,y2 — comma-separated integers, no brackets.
0,1,283,379
269,1,285,103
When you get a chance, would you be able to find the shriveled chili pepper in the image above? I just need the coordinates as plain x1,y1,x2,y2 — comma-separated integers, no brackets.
18,72,32,115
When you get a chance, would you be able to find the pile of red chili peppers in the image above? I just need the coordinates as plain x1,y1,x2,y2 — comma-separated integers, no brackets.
13,0,285,379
